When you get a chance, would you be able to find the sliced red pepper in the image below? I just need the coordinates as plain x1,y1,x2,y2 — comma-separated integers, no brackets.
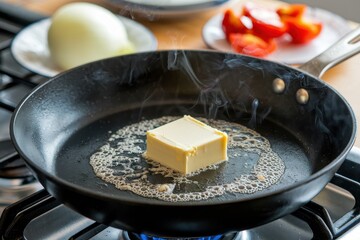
241,2,256,16
284,17,322,44
222,9,249,41
276,4,307,19
243,3,287,39
229,33,277,57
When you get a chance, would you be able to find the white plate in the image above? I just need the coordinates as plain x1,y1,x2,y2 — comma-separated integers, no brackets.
11,16,158,77
108,0,231,19
202,7,352,64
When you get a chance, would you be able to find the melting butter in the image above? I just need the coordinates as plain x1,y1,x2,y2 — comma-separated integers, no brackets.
89,116,285,202
145,115,228,174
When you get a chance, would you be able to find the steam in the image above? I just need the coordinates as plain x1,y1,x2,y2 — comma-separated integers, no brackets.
115,50,353,156
116,3,159,21
166,51,232,120
165,50,350,151
162,51,273,125
248,99,259,129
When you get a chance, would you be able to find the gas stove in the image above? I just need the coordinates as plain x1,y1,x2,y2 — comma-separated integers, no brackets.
0,2,360,240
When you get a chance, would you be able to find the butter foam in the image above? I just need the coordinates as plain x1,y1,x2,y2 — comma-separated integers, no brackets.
90,116,285,202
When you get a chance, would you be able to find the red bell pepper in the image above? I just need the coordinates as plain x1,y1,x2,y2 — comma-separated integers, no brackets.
243,3,287,39
284,17,322,44
221,3,323,57
229,33,277,57
222,9,249,41
276,4,307,19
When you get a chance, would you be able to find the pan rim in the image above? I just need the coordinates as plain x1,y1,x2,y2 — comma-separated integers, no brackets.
10,49,358,207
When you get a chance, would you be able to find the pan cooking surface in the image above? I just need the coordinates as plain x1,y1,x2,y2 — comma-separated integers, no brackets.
54,104,312,204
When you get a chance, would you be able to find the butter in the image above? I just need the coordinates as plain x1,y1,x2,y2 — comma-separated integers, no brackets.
145,115,228,174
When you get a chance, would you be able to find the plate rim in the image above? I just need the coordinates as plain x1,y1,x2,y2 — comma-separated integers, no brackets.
11,16,158,78
108,0,233,19
109,0,229,11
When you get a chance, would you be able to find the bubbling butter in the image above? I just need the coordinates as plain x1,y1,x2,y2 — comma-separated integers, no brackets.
89,116,285,202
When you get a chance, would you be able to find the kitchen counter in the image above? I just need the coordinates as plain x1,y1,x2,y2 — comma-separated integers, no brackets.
4,0,360,148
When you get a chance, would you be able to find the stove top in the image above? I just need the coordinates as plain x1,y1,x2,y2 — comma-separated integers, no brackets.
1,169,360,240
0,2,360,240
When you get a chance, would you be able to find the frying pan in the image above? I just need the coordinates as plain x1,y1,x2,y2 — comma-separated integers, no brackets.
10,28,360,237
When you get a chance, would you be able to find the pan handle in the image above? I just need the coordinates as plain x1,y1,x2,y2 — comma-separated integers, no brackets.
299,27,360,78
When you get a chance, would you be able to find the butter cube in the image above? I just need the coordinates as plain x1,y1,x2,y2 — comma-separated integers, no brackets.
145,116,228,174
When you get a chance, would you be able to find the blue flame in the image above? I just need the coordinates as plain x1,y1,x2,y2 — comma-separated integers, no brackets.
136,233,223,240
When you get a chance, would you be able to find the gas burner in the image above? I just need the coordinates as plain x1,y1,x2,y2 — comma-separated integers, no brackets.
0,140,34,179
123,232,238,240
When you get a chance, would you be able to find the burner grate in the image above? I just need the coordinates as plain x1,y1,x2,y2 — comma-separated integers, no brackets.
0,2,47,171
0,159,359,240
292,173,360,239
330,174,360,237
0,190,60,240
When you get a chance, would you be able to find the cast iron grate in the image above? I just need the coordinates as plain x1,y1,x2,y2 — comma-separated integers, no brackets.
0,159,359,240
0,2,47,170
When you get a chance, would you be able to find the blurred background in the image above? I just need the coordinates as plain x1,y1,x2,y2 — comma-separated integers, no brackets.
283,0,360,22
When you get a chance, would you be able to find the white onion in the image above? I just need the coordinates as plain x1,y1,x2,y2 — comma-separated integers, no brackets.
47,2,134,70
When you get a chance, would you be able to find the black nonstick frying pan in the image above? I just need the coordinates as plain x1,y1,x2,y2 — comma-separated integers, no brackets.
10,28,360,237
